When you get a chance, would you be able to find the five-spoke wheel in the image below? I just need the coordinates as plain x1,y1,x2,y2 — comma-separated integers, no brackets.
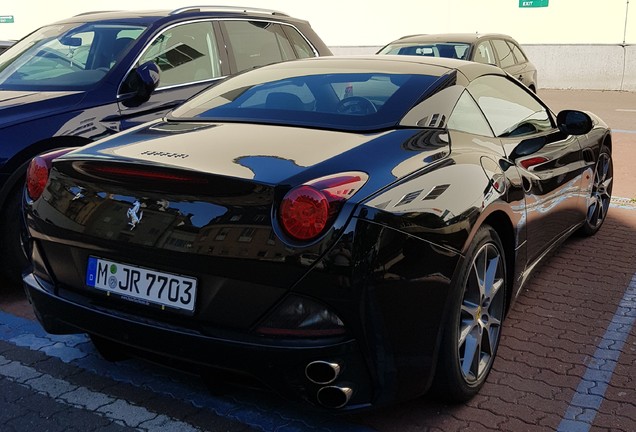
433,225,507,401
580,145,612,236
458,242,505,384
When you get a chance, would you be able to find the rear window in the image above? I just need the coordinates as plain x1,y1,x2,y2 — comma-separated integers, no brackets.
492,39,515,68
379,42,470,60
509,42,528,63
223,21,297,72
171,68,440,131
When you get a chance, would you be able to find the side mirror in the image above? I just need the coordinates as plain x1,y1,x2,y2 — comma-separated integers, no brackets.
122,61,160,108
556,110,593,136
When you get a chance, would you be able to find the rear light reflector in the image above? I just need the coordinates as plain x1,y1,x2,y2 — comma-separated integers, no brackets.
279,171,368,242
256,295,345,337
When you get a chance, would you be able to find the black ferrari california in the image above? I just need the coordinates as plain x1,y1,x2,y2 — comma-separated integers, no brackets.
23,56,613,410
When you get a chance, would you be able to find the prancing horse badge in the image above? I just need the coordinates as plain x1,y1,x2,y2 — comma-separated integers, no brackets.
127,200,143,230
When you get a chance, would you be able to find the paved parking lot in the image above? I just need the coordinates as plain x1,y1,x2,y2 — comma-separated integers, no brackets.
1,89,635,431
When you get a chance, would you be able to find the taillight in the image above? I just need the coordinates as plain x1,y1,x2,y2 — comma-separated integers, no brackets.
26,148,74,201
279,172,368,242
26,157,49,201
256,295,345,337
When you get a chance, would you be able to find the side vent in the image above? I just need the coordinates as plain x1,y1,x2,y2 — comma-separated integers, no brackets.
422,184,450,200
417,114,446,128
396,190,423,206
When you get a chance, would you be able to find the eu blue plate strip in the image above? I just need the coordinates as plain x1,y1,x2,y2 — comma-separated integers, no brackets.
0,310,373,432
557,274,636,432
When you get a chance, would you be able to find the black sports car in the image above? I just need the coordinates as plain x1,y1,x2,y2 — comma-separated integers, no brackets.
23,56,613,410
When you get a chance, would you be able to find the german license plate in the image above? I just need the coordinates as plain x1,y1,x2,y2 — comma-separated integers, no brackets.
85,256,197,312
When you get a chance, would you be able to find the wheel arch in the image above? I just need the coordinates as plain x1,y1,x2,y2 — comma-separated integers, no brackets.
481,210,516,315
602,132,612,152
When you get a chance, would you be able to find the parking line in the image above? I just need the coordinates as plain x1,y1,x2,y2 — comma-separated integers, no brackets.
615,109,636,112
0,311,371,432
610,196,636,210
557,273,636,432
0,355,201,431
611,129,636,134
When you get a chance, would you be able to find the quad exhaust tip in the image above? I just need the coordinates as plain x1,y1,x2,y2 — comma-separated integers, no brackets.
316,385,353,409
305,361,341,385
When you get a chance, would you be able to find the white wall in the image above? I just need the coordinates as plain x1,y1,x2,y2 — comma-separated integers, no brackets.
0,0,634,45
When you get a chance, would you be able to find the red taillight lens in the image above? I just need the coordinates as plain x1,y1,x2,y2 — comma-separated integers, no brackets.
279,172,368,242
26,157,50,201
280,186,330,241
26,148,75,200
520,156,548,169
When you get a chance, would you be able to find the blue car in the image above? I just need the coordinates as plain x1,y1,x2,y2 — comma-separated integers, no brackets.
0,6,331,280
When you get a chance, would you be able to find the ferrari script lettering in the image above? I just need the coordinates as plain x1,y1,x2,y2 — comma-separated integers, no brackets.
140,150,189,159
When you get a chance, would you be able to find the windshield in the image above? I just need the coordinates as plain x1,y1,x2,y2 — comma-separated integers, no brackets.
379,42,471,60
0,23,146,90
171,67,440,131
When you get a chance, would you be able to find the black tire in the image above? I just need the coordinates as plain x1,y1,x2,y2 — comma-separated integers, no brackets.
578,145,612,237
432,225,507,402
0,182,30,284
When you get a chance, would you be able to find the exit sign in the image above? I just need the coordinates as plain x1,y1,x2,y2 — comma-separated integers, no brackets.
520,0,549,7
0,15,14,23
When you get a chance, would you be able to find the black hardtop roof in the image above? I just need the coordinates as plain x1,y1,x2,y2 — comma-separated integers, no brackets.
281,55,505,81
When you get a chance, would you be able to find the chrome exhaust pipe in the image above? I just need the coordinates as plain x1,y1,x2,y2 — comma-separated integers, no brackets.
305,361,341,385
316,386,352,409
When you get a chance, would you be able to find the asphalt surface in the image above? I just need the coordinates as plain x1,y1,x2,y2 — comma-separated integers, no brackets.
1,89,636,431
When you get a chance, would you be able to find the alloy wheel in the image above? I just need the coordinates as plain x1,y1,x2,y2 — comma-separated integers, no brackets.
457,242,505,384
586,152,613,229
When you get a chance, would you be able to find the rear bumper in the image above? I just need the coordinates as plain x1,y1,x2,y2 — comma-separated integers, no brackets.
23,272,374,410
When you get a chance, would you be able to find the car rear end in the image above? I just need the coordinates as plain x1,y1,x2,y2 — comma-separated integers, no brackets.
22,129,383,410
